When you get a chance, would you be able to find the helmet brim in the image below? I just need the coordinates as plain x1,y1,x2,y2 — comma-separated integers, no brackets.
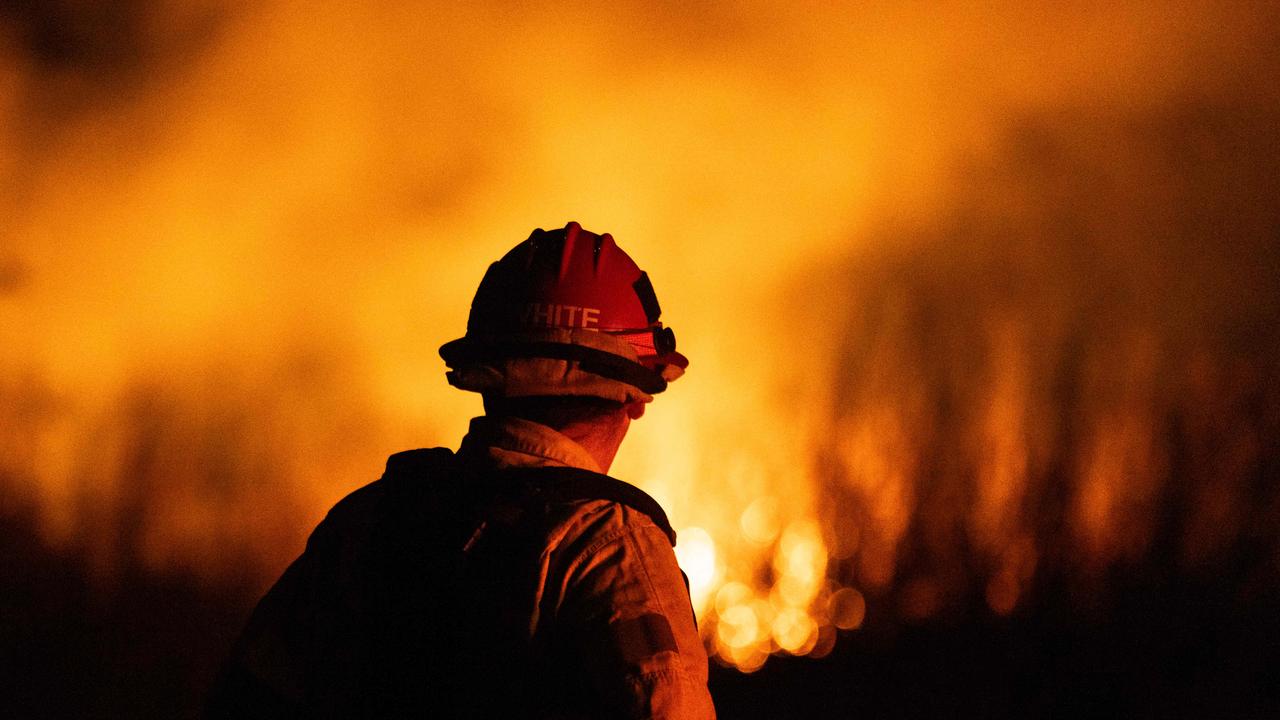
440,331,674,397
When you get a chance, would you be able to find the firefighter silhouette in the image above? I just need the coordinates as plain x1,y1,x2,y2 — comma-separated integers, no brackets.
209,222,715,718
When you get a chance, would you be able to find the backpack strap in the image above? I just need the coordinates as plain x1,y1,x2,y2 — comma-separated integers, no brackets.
497,466,677,547
380,450,677,547
383,447,456,481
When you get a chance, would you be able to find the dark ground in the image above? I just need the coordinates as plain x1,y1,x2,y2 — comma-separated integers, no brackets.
710,577,1280,719
4,498,1278,720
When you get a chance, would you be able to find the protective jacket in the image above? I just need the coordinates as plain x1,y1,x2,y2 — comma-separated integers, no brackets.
208,416,715,719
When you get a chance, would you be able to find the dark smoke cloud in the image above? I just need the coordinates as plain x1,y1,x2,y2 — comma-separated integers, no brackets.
0,0,224,76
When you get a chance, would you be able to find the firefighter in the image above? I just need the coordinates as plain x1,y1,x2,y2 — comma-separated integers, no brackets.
208,222,716,718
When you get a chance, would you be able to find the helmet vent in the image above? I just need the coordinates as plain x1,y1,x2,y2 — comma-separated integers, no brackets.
559,222,581,280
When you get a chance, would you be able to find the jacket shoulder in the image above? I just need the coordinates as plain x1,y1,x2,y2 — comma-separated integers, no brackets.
383,447,456,480
312,447,456,542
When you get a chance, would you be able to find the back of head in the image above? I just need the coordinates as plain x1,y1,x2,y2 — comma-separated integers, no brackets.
481,394,627,430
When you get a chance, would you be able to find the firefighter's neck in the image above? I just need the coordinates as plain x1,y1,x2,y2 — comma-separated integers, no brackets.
556,413,630,474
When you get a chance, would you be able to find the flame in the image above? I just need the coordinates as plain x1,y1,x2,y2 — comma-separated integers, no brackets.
2,1,1279,676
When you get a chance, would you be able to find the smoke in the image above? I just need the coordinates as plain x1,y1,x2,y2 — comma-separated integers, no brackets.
818,97,1280,624
1,0,1278,674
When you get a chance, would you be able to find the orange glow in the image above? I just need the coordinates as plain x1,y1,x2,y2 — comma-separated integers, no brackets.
673,526,719,617
739,496,781,546
3,0,1279,677
828,588,866,631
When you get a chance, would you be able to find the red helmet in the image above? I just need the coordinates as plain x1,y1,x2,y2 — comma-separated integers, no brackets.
440,222,688,402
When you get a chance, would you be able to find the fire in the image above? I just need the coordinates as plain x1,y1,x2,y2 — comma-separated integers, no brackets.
2,0,1279,679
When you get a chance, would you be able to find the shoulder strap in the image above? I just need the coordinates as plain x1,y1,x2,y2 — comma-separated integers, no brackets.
500,466,678,547
378,450,677,546
383,447,455,481
377,447,469,537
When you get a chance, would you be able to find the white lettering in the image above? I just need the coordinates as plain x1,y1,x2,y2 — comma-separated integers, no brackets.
581,307,600,328
531,303,553,326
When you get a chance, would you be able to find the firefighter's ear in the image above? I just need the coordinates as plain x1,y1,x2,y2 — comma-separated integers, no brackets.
625,401,646,420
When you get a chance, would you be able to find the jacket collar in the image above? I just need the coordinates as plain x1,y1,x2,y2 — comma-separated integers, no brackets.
458,415,603,474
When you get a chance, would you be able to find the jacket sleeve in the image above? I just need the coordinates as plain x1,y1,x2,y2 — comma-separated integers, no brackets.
206,532,329,718
559,511,717,719
205,481,383,719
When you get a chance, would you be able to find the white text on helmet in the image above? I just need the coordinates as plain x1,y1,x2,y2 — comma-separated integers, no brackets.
521,303,601,329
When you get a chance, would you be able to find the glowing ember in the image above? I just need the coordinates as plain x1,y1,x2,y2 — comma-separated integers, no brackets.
673,526,719,616
828,588,866,631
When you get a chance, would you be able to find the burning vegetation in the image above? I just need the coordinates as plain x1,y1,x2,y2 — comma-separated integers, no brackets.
2,1,1279,716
